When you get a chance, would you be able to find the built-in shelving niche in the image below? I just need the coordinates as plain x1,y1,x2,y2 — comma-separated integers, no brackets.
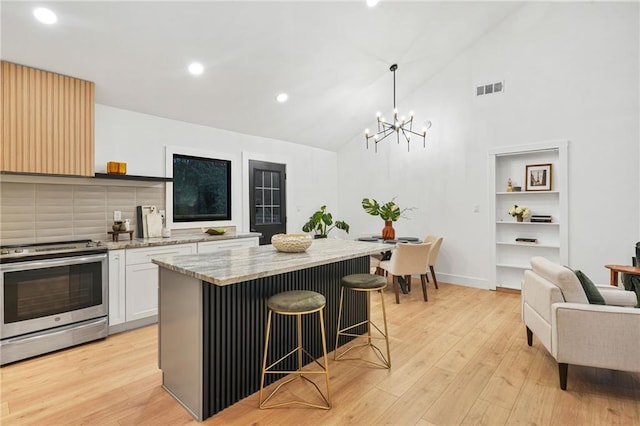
488,140,569,291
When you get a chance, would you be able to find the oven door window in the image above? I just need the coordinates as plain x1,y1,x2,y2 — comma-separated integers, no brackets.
4,263,103,323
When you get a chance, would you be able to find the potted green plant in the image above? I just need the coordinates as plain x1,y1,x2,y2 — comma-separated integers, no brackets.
362,197,410,240
302,205,350,238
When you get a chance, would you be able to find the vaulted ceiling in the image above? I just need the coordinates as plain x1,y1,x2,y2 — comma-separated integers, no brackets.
1,1,522,151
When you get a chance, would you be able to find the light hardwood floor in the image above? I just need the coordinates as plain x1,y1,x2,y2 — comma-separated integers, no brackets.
2,283,639,425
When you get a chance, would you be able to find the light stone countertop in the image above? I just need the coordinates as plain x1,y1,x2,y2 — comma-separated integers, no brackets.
152,238,389,286
100,232,261,250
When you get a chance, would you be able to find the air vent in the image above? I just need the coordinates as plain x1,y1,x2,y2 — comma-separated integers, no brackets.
476,81,504,96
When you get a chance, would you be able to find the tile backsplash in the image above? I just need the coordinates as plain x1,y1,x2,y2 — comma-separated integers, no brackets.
0,181,164,245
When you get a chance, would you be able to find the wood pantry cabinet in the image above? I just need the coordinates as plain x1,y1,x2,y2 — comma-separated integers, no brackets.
1,61,95,176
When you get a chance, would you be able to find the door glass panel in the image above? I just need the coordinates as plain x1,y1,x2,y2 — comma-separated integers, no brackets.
254,170,282,225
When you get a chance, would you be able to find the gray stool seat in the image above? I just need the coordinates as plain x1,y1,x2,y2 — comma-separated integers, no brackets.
267,290,326,313
341,273,387,290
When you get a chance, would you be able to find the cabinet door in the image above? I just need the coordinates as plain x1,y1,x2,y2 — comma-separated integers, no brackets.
1,61,95,176
124,243,196,323
108,250,126,327
197,237,259,253
125,263,160,322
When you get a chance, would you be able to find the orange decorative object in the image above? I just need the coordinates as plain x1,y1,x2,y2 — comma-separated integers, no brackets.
107,161,127,175
381,220,395,240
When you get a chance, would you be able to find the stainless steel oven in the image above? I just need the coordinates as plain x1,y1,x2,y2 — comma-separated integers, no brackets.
0,240,108,365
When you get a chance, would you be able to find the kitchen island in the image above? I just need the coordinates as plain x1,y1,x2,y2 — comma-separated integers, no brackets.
152,238,388,421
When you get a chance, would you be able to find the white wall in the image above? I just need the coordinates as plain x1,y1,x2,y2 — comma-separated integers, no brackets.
338,2,639,286
95,105,339,235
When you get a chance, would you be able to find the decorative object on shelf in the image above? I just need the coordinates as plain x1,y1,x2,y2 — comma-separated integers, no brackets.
506,178,513,192
107,230,134,242
508,204,530,222
364,64,431,152
530,215,552,223
362,197,413,240
515,237,538,244
204,228,227,236
271,233,313,253
106,161,127,175
302,205,349,239
145,206,163,238
525,163,552,191
513,186,522,192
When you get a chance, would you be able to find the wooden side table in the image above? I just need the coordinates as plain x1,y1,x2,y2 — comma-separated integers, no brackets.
604,264,640,286
108,230,134,242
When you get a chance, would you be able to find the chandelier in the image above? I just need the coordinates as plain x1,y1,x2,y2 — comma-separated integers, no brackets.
365,64,431,152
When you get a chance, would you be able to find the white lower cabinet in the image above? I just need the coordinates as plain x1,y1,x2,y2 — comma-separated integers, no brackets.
109,243,196,333
125,262,162,322
197,237,259,253
108,238,258,334
125,243,196,322
108,249,126,327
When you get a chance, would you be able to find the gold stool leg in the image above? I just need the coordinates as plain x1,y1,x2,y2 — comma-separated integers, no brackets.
334,287,391,369
318,307,331,408
259,307,331,409
334,287,346,360
379,288,391,367
259,310,273,406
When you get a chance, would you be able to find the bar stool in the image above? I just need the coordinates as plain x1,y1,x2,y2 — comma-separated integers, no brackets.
334,274,391,369
259,290,331,410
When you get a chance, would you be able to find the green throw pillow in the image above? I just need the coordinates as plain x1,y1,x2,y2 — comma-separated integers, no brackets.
574,270,606,305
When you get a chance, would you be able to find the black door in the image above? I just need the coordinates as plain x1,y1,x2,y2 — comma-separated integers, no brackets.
249,160,286,245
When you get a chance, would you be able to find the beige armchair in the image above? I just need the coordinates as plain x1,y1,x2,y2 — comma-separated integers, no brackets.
379,243,431,304
522,256,640,390
423,235,443,289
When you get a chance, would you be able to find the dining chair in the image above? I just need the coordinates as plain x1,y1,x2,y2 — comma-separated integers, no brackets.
423,235,444,289
379,242,432,304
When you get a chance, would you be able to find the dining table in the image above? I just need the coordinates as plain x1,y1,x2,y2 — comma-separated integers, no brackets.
357,236,423,293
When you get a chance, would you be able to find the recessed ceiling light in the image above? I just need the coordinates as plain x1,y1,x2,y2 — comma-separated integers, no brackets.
366,0,380,7
276,93,288,103
188,62,204,75
33,7,57,24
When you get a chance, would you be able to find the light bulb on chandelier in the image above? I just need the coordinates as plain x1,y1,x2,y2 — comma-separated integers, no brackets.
364,64,431,152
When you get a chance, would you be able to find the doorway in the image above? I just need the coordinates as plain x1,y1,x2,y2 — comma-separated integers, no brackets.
249,160,286,245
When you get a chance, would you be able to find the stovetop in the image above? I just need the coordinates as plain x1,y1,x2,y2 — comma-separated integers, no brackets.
0,240,107,262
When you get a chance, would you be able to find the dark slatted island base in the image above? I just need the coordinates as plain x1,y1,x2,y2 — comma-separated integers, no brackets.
152,238,388,421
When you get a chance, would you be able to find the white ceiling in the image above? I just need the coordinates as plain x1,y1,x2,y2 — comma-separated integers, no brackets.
1,1,522,151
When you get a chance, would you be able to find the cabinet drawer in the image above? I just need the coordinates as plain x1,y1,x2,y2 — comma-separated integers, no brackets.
126,243,195,265
197,238,258,253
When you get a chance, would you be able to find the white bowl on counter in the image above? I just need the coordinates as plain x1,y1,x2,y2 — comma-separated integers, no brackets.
271,233,312,253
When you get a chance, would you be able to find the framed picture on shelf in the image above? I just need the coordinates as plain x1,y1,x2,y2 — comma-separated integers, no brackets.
525,163,552,191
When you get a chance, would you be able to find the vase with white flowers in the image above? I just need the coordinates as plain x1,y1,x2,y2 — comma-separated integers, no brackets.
508,205,530,222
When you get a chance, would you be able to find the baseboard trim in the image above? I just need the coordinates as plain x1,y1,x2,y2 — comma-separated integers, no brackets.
435,272,489,290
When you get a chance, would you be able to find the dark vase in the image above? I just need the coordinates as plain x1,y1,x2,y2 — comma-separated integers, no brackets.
314,234,328,239
381,220,395,240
